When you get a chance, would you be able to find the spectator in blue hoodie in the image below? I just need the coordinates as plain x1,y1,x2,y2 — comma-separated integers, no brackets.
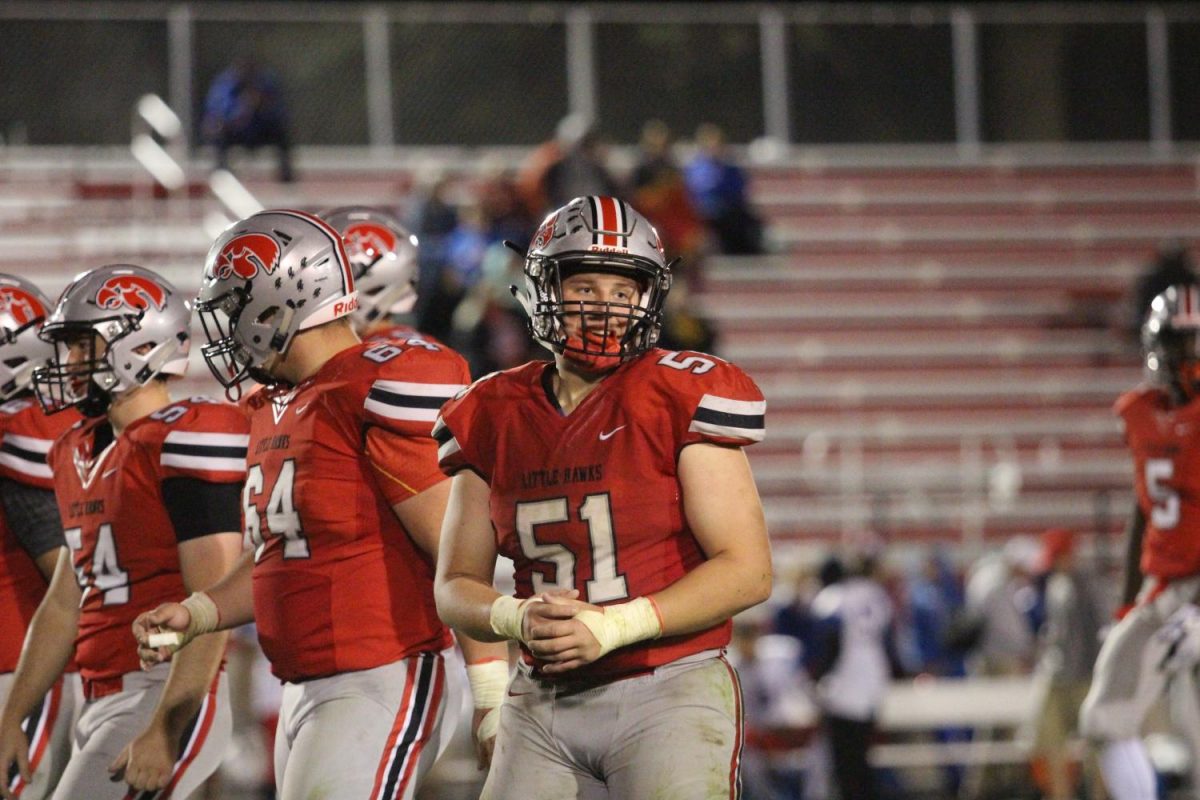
684,123,764,254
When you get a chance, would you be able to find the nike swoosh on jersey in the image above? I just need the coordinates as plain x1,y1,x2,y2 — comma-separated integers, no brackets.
599,425,626,441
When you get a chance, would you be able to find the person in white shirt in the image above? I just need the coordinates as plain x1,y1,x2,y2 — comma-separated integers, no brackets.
809,554,902,800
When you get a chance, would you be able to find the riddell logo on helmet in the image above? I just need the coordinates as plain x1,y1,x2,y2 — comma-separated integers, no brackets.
95,275,168,312
333,296,359,317
215,233,281,281
343,223,398,264
588,244,629,254
0,287,44,325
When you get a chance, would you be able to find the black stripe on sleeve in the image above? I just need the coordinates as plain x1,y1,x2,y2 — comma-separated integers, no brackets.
368,388,452,410
161,442,247,460
0,441,47,466
692,406,765,430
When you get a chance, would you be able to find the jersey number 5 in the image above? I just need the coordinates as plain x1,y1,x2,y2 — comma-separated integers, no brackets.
244,460,310,560
1146,458,1180,529
516,494,629,603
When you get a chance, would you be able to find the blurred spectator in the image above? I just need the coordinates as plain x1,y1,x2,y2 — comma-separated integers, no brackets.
908,547,968,677
1031,529,1107,800
1131,240,1196,339
963,536,1041,676
684,123,764,255
732,616,818,800
408,175,461,344
542,125,619,211
657,278,718,355
517,113,586,219
960,537,1042,799
478,167,535,245
632,120,706,262
202,57,293,182
905,547,971,797
808,554,902,800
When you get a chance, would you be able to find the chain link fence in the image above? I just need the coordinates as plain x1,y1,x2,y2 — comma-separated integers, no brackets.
0,3,1198,148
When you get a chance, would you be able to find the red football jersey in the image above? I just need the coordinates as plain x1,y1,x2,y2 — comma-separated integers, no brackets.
47,399,248,687
0,397,80,672
1118,387,1200,580
243,340,467,682
436,349,766,680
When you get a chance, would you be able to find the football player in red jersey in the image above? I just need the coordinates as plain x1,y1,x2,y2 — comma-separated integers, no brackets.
132,209,507,800
434,195,773,799
1080,284,1200,800
0,275,81,800
0,265,244,800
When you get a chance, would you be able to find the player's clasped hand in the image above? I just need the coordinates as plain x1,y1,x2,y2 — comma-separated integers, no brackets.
132,602,191,669
525,593,605,674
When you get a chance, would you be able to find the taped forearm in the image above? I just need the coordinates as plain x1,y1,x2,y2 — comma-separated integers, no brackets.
574,597,663,659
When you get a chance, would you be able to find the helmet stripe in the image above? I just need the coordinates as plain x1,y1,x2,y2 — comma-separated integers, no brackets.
598,196,619,247
615,199,628,247
586,196,601,247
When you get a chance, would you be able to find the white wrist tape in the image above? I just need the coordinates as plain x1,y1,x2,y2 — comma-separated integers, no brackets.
466,660,509,709
179,591,220,647
466,660,509,742
489,595,539,643
574,597,663,659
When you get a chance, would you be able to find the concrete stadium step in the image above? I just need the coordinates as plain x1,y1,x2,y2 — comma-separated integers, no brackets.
757,409,1122,449
771,223,1200,250
757,369,1136,411
762,207,1200,232
752,464,1129,500
755,188,1200,215
698,289,1087,328
749,163,1197,197
723,333,1135,371
703,256,1141,291
761,491,1131,543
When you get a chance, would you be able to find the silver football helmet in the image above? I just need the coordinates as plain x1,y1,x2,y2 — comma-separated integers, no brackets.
34,265,190,416
1144,284,1200,403
0,274,55,401
511,196,672,368
320,206,419,329
196,208,357,389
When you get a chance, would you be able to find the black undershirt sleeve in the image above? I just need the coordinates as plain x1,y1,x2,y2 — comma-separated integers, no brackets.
0,478,64,558
161,477,243,542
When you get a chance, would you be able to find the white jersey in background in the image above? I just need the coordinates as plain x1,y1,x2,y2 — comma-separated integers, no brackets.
811,577,895,721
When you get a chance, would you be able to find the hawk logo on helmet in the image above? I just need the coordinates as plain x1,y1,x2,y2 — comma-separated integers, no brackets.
343,222,398,267
95,275,168,313
531,213,558,251
0,287,45,326
214,233,282,281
